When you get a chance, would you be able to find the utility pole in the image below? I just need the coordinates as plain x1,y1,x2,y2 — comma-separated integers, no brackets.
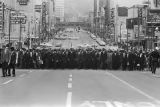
138,6,143,49
127,28,129,51
8,9,11,48
28,21,30,49
138,7,140,49
2,2,5,40
19,18,22,43
120,23,122,44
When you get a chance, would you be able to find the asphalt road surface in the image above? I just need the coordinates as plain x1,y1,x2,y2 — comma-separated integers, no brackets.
52,30,105,49
1,69,160,107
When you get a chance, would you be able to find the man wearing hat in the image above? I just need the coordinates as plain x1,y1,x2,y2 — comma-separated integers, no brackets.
150,47,160,74
8,47,17,77
1,46,11,77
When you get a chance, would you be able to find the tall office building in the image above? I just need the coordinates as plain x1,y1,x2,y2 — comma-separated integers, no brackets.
94,0,99,18
55,0,64,22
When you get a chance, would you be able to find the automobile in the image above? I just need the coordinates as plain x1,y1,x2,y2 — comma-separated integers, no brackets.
55,43,62,47
63,34,68,37
91,44,98,48
84,43,91,47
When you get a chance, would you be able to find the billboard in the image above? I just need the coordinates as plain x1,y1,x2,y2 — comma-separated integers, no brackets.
118,7,128,17
35,5,41,12
17,0,29,5
126,18,142,29
147,9,160,23
11,11,27,24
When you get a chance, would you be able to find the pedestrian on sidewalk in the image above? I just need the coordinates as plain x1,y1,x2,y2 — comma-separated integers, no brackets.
1,45,11,77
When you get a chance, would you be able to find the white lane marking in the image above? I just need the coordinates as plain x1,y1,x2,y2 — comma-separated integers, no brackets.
153,75,160,78
3,80,13,85
20,74,26,77
69,78,72,82
106,72,160,104
68,83,72,89
69,74,72,78
113,101,124,107
105,102,114,107
83,101,160,107
66,92,72,107
80,101,95,107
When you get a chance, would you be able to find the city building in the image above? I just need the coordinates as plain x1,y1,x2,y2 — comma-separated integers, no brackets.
93,0,106,39
126,0,160,49
88,11,94,31
115,5,128,43
55,0,64,22
0,0,55,48
0,0,20,47
94,0,99,18
93,0,118,43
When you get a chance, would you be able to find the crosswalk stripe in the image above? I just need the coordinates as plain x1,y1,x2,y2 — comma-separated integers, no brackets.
85,101,159,107
3,80,13,85
105,102,114,107
66,92,72,107
113,101,124,107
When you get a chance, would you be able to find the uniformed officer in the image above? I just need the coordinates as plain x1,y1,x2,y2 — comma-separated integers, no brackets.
8,47,17,77
149,47,160,74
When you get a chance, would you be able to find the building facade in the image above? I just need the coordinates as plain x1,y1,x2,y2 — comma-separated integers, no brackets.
55,0,64,22
126,0,160,50
115,6,128,43
0,0,55,48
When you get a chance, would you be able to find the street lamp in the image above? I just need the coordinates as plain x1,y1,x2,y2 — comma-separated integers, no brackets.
5,7,15,48
120,22,123,45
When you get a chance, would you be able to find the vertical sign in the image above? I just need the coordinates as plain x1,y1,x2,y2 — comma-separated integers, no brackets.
42,2,47,40
0,1,4,33
154,0,160,7
110,8,115,24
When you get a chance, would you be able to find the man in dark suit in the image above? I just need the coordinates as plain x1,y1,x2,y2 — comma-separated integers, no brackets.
150,47,160,74
1,46,11,77
8,47,17,77
1,46,6,77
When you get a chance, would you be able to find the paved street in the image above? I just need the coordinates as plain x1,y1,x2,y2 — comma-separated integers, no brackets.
1,30,160,107
1,69,160,107
51,30,105,49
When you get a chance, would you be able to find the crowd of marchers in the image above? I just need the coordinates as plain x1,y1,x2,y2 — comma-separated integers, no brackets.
0,45,160,77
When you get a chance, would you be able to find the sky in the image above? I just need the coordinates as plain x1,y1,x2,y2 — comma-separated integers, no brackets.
64,0,147,16
116,0,145,6
65,0,93,16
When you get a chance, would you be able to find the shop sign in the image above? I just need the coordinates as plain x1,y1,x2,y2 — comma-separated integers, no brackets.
17,0,29,5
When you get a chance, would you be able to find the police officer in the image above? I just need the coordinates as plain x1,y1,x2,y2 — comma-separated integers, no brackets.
150,47,160,74
8,47,17,77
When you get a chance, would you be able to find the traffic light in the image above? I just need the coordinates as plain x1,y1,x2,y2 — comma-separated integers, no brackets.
138,8,142,18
